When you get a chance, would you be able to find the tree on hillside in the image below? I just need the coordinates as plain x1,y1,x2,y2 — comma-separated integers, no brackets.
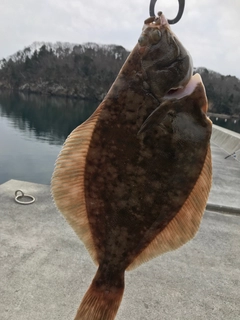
0,44,240,114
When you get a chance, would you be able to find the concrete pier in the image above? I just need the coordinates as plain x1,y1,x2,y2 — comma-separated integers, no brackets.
1,125,240,320
211,124,240,162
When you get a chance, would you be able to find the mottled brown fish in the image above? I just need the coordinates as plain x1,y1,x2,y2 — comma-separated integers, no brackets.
51,12,212,320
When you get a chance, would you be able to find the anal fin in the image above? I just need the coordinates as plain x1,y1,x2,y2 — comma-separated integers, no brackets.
128,145,212,270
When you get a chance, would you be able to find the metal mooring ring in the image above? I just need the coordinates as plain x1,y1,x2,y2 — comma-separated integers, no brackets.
15,190,35,205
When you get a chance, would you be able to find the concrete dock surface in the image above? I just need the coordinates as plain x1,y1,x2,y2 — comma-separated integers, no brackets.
0,140,240,320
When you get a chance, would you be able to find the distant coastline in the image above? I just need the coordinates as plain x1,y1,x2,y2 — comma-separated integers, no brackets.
0,81,104,101
1,42,240,117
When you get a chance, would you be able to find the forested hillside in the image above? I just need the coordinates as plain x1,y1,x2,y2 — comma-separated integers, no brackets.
0,42,129,101
0,42,240,116
194,67,240,116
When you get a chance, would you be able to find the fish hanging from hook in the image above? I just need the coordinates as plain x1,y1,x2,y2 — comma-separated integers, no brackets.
52,0,212,319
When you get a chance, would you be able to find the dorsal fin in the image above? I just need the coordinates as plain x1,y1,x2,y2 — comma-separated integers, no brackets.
51,105,104,265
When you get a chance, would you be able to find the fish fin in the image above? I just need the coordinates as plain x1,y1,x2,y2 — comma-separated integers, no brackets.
51,106,103,265
138,101,167,134
127,145,212,270
74,268,124,320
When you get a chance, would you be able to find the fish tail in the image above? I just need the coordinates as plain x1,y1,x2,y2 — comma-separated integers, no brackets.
74,267,125,320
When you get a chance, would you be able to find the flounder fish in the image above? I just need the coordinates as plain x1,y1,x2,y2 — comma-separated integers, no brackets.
51,12,212,320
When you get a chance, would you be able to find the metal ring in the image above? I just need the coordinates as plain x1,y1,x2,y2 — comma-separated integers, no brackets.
149,0,185,24
15,190,35,205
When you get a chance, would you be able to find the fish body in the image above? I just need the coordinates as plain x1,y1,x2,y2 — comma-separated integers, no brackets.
52,13,212,320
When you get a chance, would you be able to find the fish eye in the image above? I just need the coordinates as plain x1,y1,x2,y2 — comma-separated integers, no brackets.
138,35,148,47
151,29,161,43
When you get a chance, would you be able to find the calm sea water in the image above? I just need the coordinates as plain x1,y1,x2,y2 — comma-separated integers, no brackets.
0,91,98,185
0,91,240,185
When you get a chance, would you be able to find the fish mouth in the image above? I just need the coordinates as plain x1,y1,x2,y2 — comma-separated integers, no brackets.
163,73,208,113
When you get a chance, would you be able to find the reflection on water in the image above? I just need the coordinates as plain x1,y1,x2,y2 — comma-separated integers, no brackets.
0,91,98,184
0,91,98,145
1,91,239,185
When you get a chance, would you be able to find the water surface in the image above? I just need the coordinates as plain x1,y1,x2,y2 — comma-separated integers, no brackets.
0,92,98,185
1,91,239,185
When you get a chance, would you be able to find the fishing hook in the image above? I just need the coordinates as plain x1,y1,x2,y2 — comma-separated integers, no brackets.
149,0,185,24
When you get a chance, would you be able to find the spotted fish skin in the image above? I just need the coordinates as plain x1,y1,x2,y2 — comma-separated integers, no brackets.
85,79,211,268
52,13,212,320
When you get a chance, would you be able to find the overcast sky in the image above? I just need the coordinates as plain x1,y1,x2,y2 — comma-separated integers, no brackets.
0,0,240,78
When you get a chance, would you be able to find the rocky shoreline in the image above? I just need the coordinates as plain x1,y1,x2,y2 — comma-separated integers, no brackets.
0,81,106,101
1,81,240,121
